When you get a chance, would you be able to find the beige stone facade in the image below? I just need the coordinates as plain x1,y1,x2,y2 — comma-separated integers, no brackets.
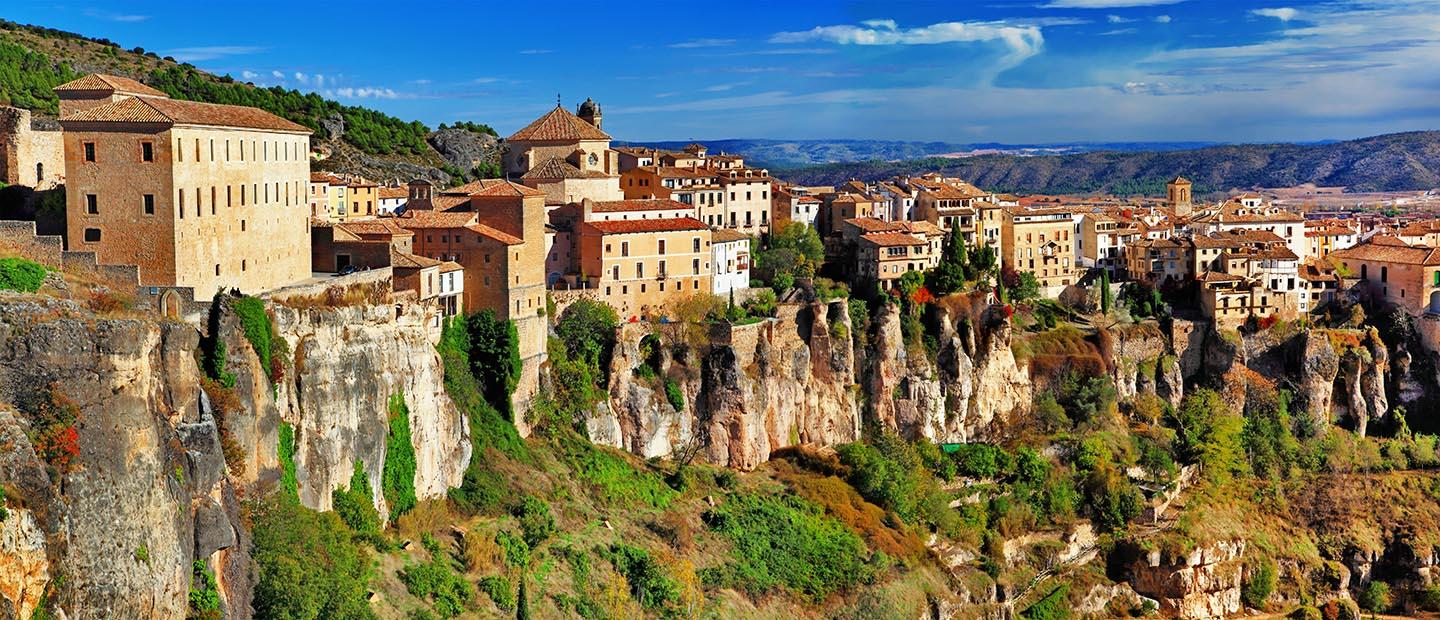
575,217,712,318
58,76,312,300
0,107,64,188
1002,207,1077,289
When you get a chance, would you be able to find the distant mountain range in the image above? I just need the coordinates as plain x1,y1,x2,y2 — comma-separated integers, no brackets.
622,139,1228,168
707,132,1440,196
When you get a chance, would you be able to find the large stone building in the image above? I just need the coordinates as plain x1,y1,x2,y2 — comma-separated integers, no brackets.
58,74,312,300
574,217,713,317
1002,207,1077,289
503,101,617,180
0,106,63,188
1331,238,1440,315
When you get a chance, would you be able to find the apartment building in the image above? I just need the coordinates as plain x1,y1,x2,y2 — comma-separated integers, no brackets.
58,74,311,300
711,229,751,296
1002,207,1077,289
574,217,713,317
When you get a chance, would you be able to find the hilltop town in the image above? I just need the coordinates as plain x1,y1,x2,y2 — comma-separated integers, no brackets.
6,72,1440,620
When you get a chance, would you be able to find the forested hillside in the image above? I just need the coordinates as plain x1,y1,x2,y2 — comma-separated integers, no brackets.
777,131,1440,195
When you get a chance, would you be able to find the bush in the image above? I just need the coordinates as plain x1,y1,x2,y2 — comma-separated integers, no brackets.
514,495,556,548
188,560,222,620
400,556,475,618
331,461,383,547
1359,580,1390,612
464,310,522,418
251,497,376,620
1417,584,1440,611
382,394,417,523
277,422,299,501
496,529,531,569
0,257,46,292
556,434,675,508
663,377,685,412
704,492,873,602
479,575,516,611
601,543,681,612
1242,558,1276,608
557,299,620,364
952,443,1010,479
1021,583,1070,620
232,296,275,377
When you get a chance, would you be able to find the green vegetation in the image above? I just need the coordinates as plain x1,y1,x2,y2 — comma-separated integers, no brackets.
755,222,823,292
514,495,556,548
0,257,46,292
478,575,516,611
277,422,299,501
1359,580,1391,612
251,497,376,620
555,434,676,508
601,543,681,612
442,120,498,136
331,461,383,547
1021,583,1070,620
556,299,620,365
926,225,997,296
382,394,417,523
0,40,78,113
400,552,475,618
1242,558,1276,608
188,560,222,620
231,296,287,383
704,492,873,602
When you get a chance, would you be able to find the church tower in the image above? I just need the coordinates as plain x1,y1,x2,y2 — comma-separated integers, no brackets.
1166,175,1193,216
577,97,601,130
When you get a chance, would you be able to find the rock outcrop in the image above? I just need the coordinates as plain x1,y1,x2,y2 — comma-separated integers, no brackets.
1126,540,1247,619
599,300,860,470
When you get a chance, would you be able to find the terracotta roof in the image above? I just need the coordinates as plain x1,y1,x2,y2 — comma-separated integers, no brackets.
391,252,442,269
1371,234,1409,246
898,220,945,236
54,73,168,97
861,232,926,247
584,217,708,235
644,166,714,179
465,223,523,245
397,210,478,229
506,105,611,141
521,156,613,180
921,182,987,200
1197,271,1243,283
590,199,692,213
844,217,902,233
440,260,463,273
711,229,750,243
60,95,311,133
378,187,409,200
445,179,546,198
336,219,414,237
1332,241,1440,266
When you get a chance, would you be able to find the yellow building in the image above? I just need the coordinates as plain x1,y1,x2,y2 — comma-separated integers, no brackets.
575,217,712,318
58,74,311,300
1001,207,1077,290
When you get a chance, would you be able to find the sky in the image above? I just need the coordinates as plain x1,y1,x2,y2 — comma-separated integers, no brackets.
7,0,1440,144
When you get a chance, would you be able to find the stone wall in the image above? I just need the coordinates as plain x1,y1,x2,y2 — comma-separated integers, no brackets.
0,107,64,189
0,220,63,267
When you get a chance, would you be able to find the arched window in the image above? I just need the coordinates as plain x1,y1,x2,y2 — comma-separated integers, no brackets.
35,162,43,184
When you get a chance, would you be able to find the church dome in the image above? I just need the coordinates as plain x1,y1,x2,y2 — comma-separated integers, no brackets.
577,97,600,116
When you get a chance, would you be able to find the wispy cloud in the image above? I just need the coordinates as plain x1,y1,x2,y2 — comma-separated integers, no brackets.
83,9,149,22
1101,28,1138,35
1107,15,1135,23
518,49,553,55
324,87,408,100
1251,7,1298,22
1154,15,1173,23
771,19,1044,70
164,46,264,62
669,38,736,48
1041,0,1184,7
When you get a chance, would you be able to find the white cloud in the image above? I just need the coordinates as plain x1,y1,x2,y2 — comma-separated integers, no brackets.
771,19,1044,70
1041,0,1184,7
241,70,260,80
518,49,553,55
1154,15,1173,23
325,87,406,100
164,46,264,62
1101,28,1138,35
271,70,285,80
1107,14,1135,23
670,38,736,48
83,9,149,22
1252,7,1299,22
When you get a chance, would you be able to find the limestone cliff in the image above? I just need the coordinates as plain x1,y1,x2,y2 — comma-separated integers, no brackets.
1125,540,1247,619
596,300,861,470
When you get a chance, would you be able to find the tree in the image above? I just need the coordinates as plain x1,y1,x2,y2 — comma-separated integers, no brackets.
1014,272,1042,303
926,226,970,296
757,223,823,291
556,299,620,364
1100,269,1112,315
466,310,522,418
1169,389,1247,484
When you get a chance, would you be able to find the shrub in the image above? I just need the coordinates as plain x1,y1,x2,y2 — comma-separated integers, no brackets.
1021,583,1070,620
1359,580,1390,612
514,495,556,548
382,394,417,523
556,299,620,364
277,422,299,501
0,257,46,292
232,296,274,376
24,386,80,474
952,443,1010,479
601,543,681,612
1082,464,1143,532
331,461,383,547
250,497,376,620
663,377,685,412
400,556,475,618
496,529,531,569
703,492,872,602
556,434,675,508
1242,558,1276,608
188,560,222,620
464,310,523,417
479,575,516,611
1417,584,1440,611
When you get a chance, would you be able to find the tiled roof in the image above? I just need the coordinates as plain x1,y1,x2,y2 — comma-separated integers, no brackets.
506,105,611,141
61,95,311,133
337,219,414,237
391,252,442,269
446,179,546,198
861,232,926,247
521,156,613,180
898,220,945,236
378,187,409,199
584,217,708,235
440,260,464,273
465,223,524,245
711,229,751,243
397,210,478,229
1332,241,1440,266
54,73,168,97
844,217,902,233
591,199,692,213
645,166,714,179
1197,271,1243,283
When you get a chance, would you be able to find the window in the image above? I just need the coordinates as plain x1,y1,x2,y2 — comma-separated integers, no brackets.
612,265,620,280
1381,266,1388,283
692,258,700,274
85,194,98,214
215,264,220,276
141,142,154,162
36,162,43,183
83,228,101,242
143,194,155,215
636,263,645,278
83,142,96,162
621,241,630,257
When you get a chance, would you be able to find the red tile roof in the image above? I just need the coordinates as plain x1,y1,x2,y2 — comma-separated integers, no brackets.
591,199,692,213
711,229,751,243
522,156,614,180
465,223,523,245
397,210,478,229
444,179,546,198
337,219,414,237
861,232,926,247
54,73,168,97
391,252,442,269
60,95,311,133
506,105,611,141
584,217,708,235
1332,241,1440,266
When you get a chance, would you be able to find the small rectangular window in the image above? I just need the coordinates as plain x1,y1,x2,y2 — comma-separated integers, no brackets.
83,142,96,162
85,194,98,214
143,194,155,215
141,142,154,162
83,228,101,242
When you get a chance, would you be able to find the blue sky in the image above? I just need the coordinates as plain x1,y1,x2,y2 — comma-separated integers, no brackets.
8,0,1440,144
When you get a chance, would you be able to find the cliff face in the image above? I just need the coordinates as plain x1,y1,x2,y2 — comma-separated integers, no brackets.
0,295,472,619
0,295,244,620
598,300,861,470
869,303,1032,443
1126,541,1247,620
267,303,469,519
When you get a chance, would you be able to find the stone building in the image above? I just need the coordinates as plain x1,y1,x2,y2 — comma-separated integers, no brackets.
574,217,712,318
57,74,312,300
710,229,751,296
1002,206,1078,290
0,106,63,188
1331,238,1440,315
503,101,617,178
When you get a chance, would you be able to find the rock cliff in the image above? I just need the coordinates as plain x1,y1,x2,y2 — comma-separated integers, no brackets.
1125,540,1247,619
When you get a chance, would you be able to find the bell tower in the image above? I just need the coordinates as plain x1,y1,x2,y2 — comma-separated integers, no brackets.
1166,175,1193,216
577,97,601,130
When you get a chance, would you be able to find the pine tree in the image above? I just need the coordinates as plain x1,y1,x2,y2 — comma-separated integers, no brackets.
1100,269,1112,314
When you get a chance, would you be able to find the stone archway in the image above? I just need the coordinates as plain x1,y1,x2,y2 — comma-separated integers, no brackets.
159,290,182,319
1429,290,1440,314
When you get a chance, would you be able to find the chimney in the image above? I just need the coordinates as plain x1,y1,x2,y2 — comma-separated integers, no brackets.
581,198,594,222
